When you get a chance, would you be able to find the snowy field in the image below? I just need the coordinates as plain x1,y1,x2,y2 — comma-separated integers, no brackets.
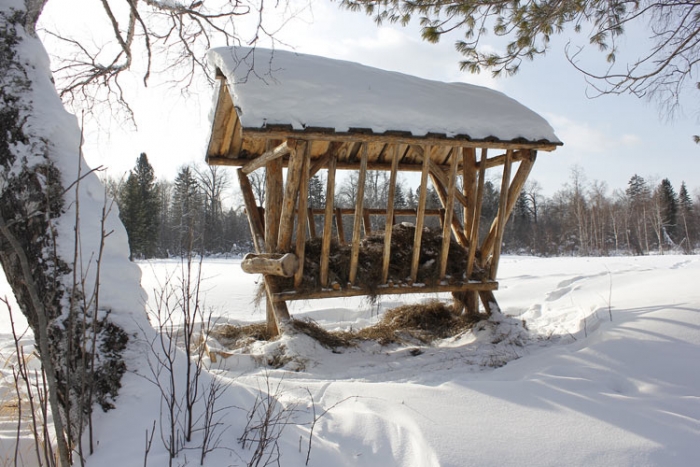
1,255,699,466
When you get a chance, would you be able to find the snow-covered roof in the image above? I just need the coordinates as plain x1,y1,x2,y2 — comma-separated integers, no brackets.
206,46,561,146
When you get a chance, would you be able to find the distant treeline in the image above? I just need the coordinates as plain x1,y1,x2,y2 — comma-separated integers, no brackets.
108,154,698,259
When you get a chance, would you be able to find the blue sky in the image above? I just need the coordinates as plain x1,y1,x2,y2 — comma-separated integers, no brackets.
42,0,700,198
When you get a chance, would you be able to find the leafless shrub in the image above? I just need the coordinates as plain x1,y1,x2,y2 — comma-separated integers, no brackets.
239,372,297,467
2,298,56,467
141,256,232,466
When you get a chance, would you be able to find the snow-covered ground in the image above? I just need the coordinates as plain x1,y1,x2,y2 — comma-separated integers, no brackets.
1,255,699,466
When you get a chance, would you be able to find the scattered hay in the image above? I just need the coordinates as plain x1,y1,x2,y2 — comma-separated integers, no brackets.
215,301,486,356
209,322,272,349
290,319,352,349
345,300,484,345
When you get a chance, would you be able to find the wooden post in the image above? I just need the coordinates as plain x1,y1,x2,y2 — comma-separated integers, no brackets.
363,209,372,235
349,143,369,285
410,145,431,282
265,145,284,335
456,148,488,317
489,149,512,279
335,207,346,244
480,150,536,271
429,170,469,248
467,148,487,279
320,155,337,287
238,167,290,334
277,140,307,252
479,290,501,316
307,208,317,238
439,148,459,280
463,148,477,240
428,159,468,208
294,144,311,288
382,144,399,284
237,169,265,253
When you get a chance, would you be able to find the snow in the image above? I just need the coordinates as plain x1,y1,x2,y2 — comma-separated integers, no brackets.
3,0,150,344
7,5,697,467
4,254,700,466
207,47,561,144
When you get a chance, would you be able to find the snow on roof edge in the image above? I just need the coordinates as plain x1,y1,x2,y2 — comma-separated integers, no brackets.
207,47,562,145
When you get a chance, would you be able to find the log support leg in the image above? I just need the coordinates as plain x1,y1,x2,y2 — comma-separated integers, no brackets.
478,290,501,316
452,290,481,318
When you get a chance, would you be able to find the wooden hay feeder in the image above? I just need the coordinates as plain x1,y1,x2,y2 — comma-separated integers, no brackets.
206,47,562,336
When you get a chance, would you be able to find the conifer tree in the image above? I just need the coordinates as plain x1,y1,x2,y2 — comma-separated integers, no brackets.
626,175,652,254
656,178,679,245
308,173,326,209
678,181,696,251
172,166,203,255
119,153,159,259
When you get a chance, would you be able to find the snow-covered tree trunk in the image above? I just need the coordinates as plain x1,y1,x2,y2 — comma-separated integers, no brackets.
0,1,148,462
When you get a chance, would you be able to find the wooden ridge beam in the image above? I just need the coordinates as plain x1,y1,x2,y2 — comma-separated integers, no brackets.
208,147,536,172
236,128,560,151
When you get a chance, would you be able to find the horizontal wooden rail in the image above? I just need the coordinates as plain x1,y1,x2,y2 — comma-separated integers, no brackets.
209,147,535,172
273,280,499,301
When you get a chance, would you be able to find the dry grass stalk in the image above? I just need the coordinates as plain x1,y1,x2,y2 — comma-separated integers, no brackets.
213,301,485,353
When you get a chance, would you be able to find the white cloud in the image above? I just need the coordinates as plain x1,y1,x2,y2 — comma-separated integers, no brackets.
544,113,642,153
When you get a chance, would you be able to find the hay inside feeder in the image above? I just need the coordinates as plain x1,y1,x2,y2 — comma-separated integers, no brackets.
278,223,485,298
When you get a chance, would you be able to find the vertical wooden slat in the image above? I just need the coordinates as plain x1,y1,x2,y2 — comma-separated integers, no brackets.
381,145,400,284
430,172,469,248
307,208,317,238
277,140,307,252
489,149,512,279
480,150,537,269
439,148,459,280
363,209,372,235
264,143,284,335
349,143,369,285
410,144,431,282
320,155,337,287
237,169,265,253
294,144,311,288
467,148,487,279
239,167,289,334
335,207,345,244
463,148,477,239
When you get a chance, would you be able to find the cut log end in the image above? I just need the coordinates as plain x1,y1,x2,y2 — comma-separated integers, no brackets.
241,253,299,277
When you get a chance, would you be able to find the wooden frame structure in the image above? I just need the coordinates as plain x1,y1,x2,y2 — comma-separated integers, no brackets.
206,48,561,336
